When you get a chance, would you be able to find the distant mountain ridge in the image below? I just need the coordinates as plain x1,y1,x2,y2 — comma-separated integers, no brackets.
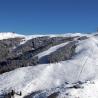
0,33,79,74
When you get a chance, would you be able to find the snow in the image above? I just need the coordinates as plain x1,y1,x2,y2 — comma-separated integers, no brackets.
0,32,94,41
0,33,98,98
63,79,98,98
0,32,25,40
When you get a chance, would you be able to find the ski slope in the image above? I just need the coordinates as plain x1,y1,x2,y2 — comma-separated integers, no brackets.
0,33,98,98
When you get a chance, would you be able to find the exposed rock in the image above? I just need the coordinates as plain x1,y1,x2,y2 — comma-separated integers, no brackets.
0,37,24,61
0,56,38,74
47,92,59,98
77,36,88,40
0,36,77,74
23,91,59,98
24,91,44,98
47,41,77,63
11,36,75,57
11,36,50,56
0,37,24,47
94,33,98,36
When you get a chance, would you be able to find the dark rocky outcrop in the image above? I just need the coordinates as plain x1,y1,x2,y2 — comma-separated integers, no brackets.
0,37,24,61
94,33,98,36
0,36,77,74
47,92,59,98
24,91,59,98
11,36,75,58
39,41,77,64
77,36,88,40
48,41,76,63
0,56,38,74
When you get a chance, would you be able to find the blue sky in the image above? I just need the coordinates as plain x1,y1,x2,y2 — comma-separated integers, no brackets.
0,0,98,34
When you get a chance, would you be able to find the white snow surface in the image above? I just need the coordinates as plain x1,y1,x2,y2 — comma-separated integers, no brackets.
62,79,98,98
0,33,98,98
0,32,25,40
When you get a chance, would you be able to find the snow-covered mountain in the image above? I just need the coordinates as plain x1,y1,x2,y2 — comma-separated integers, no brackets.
0,32,98,98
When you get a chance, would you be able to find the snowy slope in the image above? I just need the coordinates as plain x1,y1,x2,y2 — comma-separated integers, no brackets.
0,33,98,98
0,32,25,40
61,79,98,98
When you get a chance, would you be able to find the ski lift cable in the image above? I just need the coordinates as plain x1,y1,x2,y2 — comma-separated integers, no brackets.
77,46,94,82
22,38,95,94
76,36,95,82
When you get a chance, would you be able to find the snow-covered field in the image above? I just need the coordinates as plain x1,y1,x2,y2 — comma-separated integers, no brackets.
0,32,98,98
